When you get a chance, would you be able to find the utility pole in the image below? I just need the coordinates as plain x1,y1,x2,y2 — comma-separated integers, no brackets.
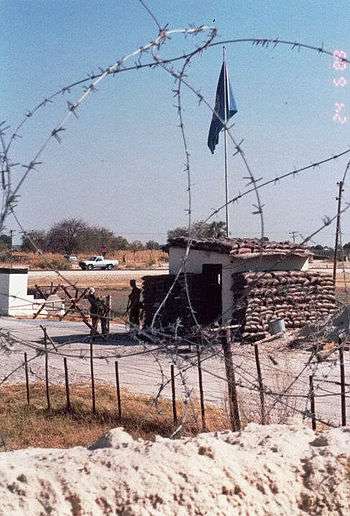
288,231,298,244
333,180,344,285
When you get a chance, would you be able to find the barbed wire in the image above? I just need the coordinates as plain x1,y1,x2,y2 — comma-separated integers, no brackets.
0,24,215,233
1,10,349,435
1,312,347,428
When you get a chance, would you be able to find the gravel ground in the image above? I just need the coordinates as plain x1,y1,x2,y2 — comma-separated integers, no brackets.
0,317,348,427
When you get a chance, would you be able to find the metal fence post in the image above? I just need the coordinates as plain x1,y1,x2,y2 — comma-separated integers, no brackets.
171,364,178,425
24,352,30,405
254,344,265,424
115,361,122,418
309,375,316,431
339,339,346,426
63,357,71,412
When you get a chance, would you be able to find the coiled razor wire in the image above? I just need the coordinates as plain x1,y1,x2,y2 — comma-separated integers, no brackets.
1,6,350,431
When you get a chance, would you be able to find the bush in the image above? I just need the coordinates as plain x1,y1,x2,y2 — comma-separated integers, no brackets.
147,256,157,267
35,256,71,270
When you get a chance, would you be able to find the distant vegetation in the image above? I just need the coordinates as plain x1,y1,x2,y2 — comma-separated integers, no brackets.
2,218,347,257
19,218,162,255
167,220,227,240
0,219,227,255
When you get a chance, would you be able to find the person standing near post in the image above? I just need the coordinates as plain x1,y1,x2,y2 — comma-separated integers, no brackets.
126,279,142,328
100,244,107,258
86,288,108,337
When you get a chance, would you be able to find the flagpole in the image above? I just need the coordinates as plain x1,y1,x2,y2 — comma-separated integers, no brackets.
223,46,229,237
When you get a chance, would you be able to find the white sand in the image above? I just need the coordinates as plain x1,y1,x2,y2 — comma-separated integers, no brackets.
0,423,349,515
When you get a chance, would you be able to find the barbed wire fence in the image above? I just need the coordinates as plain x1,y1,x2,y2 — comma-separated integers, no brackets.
0,0,349,448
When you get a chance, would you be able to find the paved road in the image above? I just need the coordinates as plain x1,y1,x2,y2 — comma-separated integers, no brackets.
0,317,348,427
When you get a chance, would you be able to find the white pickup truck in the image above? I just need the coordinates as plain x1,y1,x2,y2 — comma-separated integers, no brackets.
78,256,119,271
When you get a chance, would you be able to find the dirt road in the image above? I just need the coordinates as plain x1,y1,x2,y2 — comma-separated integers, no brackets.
28,268,168,289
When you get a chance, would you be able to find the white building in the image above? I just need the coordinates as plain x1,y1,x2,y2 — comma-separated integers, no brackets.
0,268,45,317
168,237,310,324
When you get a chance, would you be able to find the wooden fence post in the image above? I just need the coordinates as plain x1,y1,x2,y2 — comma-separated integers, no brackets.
171,364,178,425
24,352,30,405
42,327,51,411
309,375,316,431
63,357,71,412
106,295,111,335
221,330,240,431
115,361,122,418
339,339,347,426
90,340,96,414
254,344,265,425
196,345,206,431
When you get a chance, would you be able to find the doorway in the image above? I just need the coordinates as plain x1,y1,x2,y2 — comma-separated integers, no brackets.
201,264,223,325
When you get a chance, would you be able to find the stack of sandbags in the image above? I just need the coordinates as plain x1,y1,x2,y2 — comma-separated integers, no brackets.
229,240,309,257
232,271,336,342
168,236,310,258
142,274,173,327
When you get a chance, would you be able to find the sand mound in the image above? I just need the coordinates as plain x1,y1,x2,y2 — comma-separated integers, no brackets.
0,423,349,515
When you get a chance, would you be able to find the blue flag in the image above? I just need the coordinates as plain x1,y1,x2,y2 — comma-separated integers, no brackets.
207,61,237,154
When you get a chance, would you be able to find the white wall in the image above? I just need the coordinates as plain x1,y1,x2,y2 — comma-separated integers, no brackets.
169,246,309,324
0,273,10,315
0,269,36,316
8,272,33,316
230,255,309,273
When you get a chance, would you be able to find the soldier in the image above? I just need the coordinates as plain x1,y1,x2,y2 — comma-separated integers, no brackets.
86,288,108,337
126,279,142,328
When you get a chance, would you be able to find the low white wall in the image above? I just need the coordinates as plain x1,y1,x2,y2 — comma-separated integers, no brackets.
230,255,309,273
0,268,35,316
0,273,10,315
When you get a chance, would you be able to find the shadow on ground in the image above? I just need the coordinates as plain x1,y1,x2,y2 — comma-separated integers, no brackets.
51,332,139,346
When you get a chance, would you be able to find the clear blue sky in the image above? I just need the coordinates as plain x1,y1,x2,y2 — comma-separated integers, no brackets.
1,0,350,245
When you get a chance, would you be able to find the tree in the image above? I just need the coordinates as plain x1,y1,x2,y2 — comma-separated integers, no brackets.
84,226,116,252
45,219,124,254
167,225,189,240
21,230,48,252
145,240,161,250
21,219,133,254
167,220,227,241
342,242,350,258
0,234,12,249
110,235,129,250
46,218,89,254
128,240,144,251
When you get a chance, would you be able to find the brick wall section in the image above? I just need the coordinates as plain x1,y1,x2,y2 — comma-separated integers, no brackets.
232,271,336,342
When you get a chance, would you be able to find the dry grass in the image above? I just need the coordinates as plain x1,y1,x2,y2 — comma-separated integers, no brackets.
28,273,139,291
110,250,168,269
0,383,230,451
0,250,168,271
